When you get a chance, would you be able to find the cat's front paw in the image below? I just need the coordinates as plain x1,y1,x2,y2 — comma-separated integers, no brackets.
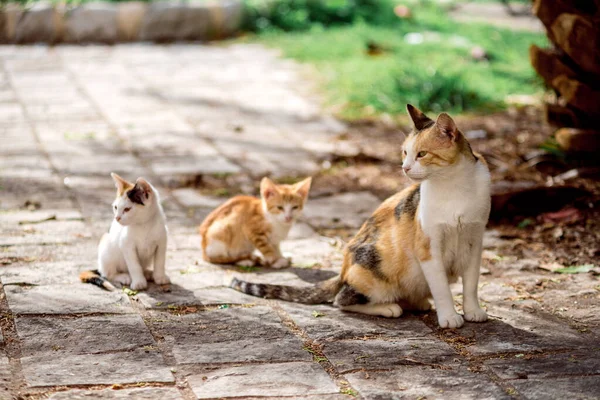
113,273,132,286
464,307,488,322
153,274,171,285
130,278,148,290
437,312,464,329
271,257,291,269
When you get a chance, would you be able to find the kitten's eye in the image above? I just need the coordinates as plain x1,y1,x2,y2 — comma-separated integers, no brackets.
277,206,284,211
123,207,131,212
417,151,428,158
292,206,299,210
113,205,117,210
403,150,407,156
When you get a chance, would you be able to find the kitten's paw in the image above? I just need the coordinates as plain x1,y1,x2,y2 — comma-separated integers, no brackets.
464,308,488,322
271,257,291,269
438,313,464,329
114,273,131,286
236,259,256,267
382,304,403,318
153,274,171,285
130,278,148,290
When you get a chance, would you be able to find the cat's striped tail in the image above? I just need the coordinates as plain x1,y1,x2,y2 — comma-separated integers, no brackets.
79,270,116,291
230,275,342,304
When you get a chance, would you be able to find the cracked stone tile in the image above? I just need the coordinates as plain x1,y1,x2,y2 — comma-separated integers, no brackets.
0,218,88,247
346,365,511,400
510,377,600,400
282,302,433,343
303,192,381,229
188,362,339,399
4,284,135,314
459,304,592,355
484,350,600,379
0,356,10,398
145,306,308,364
0,261,84,285
282,237,342,267
322,338,456,373
21,349,174,387
16,315,156,357
135,286,258,309
47,388,183,400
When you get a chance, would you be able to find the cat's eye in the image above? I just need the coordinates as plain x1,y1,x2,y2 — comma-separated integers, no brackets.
403,150,407,156
277,206,284,211
417,151,428,158
292,206,299,210
113,205,117,210
123,207,131,212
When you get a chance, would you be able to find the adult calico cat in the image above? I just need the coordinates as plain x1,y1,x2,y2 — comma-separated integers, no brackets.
231,105,491,329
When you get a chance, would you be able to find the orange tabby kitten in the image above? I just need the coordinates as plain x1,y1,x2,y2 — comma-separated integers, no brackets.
199,177,312,268
230,105,491,328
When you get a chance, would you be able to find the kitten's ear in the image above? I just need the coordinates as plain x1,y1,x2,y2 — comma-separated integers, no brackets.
406,104,434,131
260,177,277,200
435,113,458,141
111,172,132,195
128,178,152,205
294,177,312,200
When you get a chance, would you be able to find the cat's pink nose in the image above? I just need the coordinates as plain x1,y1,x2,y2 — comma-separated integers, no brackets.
403,166,411,173
116,216,121,222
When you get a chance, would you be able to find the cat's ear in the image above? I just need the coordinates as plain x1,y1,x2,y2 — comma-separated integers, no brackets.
111,172,132,195
406,104,434,131
293,177,312,200
260,177,278,200
435,113,458,141
128,178,152,205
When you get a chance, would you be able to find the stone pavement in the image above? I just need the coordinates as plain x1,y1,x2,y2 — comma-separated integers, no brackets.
0,44,599,400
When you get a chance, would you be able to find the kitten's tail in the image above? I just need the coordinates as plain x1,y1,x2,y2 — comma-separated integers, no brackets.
229,275,342,304
79,270,116,291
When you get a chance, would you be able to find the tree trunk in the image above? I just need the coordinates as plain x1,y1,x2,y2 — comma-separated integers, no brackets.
532,0,600,152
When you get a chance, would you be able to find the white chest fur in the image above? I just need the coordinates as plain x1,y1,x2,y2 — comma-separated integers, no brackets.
419,160,491,228
116,216,167,266
265,214,292,245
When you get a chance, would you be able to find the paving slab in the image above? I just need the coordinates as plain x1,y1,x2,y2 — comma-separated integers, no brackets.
282,302,433,343
510,377,600,400
135,286,259,309
303,192,381,229
47,387,183,400
345,365,511,400
1,262,84,285
484,350,600,379
322,338,456,373
21,349,174,387
146,306,308,364
459,304,592,355
16,315,156,357
282,237,342,267
188,362,339,399
0,356,10,397
4,284,134,315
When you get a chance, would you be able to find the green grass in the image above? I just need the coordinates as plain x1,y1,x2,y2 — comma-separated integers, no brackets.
248,2,547,119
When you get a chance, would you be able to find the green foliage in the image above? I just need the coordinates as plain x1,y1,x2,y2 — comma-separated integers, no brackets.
243,0,394,32
252,2,548,117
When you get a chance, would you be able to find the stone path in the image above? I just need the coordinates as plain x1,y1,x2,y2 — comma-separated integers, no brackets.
0,44,599,400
